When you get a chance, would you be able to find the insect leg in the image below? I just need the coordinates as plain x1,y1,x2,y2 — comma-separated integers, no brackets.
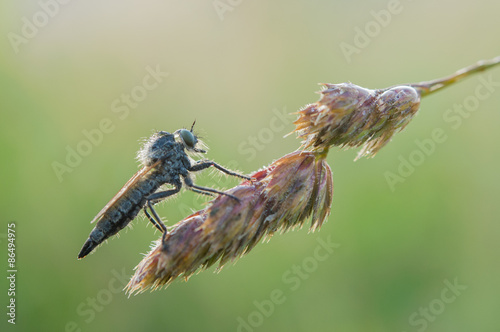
184,175,240,202
144,187,181,233
189,189,215,197
189,161,251,180
143,207,165,233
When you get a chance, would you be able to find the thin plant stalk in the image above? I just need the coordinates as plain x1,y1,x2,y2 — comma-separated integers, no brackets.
407,56,500,97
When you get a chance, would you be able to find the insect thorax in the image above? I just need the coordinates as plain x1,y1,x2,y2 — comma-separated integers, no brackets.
137,132,181,166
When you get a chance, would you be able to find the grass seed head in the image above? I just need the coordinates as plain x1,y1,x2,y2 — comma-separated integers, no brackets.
294,56,500,159
126,151,333,294
294,83,420,159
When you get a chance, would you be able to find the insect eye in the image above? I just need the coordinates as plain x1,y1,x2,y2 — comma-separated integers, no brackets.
179,129,196,148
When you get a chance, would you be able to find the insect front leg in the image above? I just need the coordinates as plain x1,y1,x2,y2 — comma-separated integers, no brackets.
189,160,251,180
144,186,181,234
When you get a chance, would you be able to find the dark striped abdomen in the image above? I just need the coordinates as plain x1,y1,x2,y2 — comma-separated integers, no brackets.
78,173,164,258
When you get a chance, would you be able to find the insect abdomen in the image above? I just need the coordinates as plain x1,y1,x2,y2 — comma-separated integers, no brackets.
78,176,163,259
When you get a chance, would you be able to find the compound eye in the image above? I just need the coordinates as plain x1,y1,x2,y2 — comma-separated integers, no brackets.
178,129,196,149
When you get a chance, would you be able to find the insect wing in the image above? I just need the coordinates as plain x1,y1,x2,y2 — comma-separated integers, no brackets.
91,160,161,223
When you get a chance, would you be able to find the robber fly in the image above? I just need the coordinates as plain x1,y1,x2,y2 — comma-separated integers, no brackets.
78,122,251,259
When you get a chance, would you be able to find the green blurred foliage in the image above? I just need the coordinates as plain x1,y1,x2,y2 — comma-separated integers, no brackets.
1,0,499,331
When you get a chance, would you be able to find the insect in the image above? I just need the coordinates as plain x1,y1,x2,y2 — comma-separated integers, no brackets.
78,122,251,259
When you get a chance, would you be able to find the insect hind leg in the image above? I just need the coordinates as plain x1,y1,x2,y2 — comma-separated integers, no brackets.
143,204,166,233
144,187,181,233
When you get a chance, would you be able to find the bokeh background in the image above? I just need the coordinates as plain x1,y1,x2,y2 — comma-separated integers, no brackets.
1,1,499,331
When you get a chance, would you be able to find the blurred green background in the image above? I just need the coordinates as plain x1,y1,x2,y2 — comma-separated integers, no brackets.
1,1,499,331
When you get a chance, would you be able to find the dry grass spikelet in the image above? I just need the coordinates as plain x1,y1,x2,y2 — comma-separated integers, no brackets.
294,83,420,159
126,151,333,294
294,56,500,159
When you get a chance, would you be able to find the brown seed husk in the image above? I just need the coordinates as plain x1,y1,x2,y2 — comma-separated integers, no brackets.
126,151,333,294
294,83,421,159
